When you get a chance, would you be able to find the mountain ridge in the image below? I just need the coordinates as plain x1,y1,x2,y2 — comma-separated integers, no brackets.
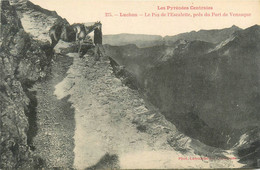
103,25,242,48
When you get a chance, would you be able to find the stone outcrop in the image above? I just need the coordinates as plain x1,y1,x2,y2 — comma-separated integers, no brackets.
0,0,53,168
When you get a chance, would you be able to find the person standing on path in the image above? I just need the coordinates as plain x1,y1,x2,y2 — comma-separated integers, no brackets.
94,23,105,61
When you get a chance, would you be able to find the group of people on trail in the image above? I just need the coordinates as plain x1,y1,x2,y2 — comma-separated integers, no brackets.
49,21,105,61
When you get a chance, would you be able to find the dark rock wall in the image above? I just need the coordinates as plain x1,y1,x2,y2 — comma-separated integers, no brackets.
0,1,52,168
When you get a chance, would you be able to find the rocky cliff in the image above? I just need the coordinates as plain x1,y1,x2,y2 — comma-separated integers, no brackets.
0,0,54,168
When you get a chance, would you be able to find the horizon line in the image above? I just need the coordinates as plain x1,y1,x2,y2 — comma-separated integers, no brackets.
103,24,245,37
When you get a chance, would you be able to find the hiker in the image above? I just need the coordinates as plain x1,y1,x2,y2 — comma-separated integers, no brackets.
94,23,105,61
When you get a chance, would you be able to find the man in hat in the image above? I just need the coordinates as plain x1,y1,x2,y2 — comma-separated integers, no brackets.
94,23,105,61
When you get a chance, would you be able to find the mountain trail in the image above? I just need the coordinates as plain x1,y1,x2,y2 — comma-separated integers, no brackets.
31,54,75,168
14,2,244,168
54,52,243,169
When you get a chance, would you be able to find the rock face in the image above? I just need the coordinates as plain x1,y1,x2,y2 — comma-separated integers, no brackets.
11,0,68,43
0,1,53,168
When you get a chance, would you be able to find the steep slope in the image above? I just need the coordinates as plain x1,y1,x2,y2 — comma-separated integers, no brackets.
7,0,77,168
105,25,260,168
104,40,215,85
0,1,54,168
54,52,242,169
143,24,260,155
104,44,174,85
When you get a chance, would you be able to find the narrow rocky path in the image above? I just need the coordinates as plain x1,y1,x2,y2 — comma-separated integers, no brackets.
31,54,75,168
55,53,159,168
54,53,243,169
9,1,76,168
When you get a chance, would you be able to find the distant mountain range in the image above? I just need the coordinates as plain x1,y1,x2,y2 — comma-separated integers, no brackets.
103,25,241,48
103,34,164,48
164,25,241,44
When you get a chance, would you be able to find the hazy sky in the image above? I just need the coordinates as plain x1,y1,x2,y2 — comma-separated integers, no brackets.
30,0,260,36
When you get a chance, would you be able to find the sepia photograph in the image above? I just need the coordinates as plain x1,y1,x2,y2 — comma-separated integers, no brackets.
1,0,260,169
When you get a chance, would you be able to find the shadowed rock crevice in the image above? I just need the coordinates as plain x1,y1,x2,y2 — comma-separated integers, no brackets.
21,79,38,150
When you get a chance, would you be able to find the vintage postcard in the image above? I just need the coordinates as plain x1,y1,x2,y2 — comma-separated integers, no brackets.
1,0,260,169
